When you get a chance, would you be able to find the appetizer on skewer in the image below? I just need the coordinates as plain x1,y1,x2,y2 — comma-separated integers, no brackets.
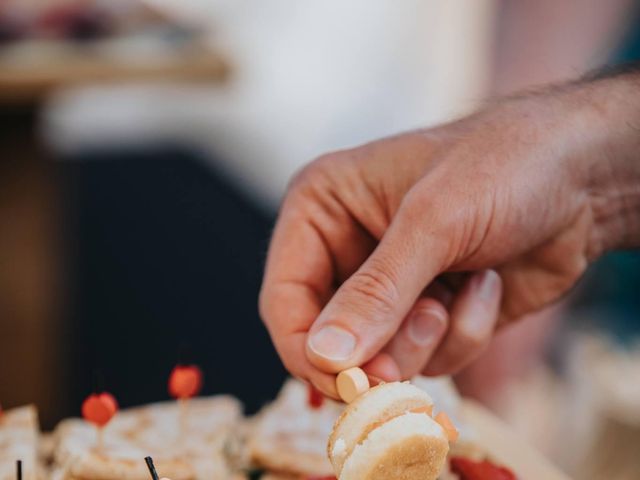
0,406,40,480
328,379,456,480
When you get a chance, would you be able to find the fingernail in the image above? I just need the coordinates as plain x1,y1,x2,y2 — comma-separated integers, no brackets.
407,308,446,346
461,270,501,336
308,326,356,362
473,269,500,301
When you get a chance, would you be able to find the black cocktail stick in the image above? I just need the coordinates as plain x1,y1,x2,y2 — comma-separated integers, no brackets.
144,456,159,480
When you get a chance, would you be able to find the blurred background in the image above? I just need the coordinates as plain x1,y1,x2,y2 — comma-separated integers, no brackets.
0,1,639,478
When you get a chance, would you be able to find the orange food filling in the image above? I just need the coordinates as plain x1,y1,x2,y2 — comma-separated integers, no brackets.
409,405,433,417
435,411,459,443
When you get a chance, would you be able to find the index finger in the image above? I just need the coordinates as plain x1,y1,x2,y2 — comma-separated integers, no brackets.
259,195,339,396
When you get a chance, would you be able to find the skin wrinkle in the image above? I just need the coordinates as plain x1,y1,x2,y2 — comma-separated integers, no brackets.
316,173,380,284
344,266,401,321
340,168,389,241
311,152,385,234
461,183,499,268
279,208,333,289
297,166,373,283
395,188,454,271
581,81,640,254
452,199,482,267
306,217,339,291
411,157,488,268
497,207,592,322
356,162,392,237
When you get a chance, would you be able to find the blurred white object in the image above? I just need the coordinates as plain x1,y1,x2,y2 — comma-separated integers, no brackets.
44,0,494,207
494,332,640,480
569,334,640,479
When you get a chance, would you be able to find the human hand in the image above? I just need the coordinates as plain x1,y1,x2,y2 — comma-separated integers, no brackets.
260,75,640,397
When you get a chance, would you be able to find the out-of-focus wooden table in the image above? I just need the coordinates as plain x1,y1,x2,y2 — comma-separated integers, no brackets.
0,39,229,428
0,41,230,103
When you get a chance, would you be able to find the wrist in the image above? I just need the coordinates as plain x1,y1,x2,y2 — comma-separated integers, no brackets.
576,73,640,254
503,72,640,257
494,77,640,257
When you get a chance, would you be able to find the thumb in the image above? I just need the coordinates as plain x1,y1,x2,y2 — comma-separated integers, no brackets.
305,195,450,373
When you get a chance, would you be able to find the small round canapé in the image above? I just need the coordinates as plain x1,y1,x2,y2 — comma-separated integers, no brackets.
328,382,444,478
339,412,448,480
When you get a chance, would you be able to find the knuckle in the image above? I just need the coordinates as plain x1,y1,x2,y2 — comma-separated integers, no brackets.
288,153,342,191
345,264,399,317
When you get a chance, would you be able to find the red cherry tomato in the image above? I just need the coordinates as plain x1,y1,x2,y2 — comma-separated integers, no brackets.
168,365,203,399
99,392,118,414
307,384,325,409
450,456,517,480
82,392,118,427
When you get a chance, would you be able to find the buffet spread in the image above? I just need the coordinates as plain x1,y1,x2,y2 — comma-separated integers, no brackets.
0,368,570,480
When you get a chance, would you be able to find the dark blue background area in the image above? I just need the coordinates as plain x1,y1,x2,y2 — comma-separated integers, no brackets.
62,146,285,416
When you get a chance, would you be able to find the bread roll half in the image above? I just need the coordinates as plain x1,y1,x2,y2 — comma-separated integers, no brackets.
340,412,448,480
328,382,448,480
